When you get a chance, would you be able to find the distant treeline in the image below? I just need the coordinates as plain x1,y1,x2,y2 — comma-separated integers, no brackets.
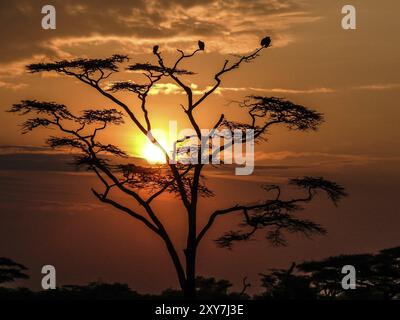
1,246,399,300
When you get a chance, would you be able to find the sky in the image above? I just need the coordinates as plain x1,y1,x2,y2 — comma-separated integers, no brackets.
0,0,399,293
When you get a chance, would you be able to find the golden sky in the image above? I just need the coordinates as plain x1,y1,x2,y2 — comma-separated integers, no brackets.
0,0,399,161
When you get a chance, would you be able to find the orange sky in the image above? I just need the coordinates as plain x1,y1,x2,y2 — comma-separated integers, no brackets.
0,0,400,293
0,0,399,160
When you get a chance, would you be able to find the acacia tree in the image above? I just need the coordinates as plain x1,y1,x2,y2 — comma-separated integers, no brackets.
297,247,400,299
9,38,346,299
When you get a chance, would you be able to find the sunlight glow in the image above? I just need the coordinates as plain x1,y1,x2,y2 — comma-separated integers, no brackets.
142,142,167,164
138,128,171,164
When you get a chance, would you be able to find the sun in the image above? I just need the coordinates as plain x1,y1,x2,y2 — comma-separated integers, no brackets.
142,142,167,164
139,128,170,164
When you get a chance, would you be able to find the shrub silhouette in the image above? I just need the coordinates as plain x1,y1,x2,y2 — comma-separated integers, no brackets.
0,257,29,284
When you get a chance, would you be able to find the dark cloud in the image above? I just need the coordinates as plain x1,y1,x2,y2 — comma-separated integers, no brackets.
0,152,77,172
0,0,312,68
0,145,50,154
0,145,146,172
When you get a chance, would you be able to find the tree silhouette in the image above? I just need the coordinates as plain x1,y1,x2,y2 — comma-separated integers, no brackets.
297,247,400,299
9,38,346,299
255,262,316,299
0,257,29,284
1,246,399,300
160,276,250,300
255,247,400,300
297,254,375,298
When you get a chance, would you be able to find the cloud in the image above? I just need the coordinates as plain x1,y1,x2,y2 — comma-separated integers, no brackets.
0,145,90,172
149,83,182,95
0,81,27,90
0,152,78,172
25,199,104,213
0,145,145,172
146,82,335,96
0,54,48,82
145,82,400,96
254,150,400,167
219,86,335,94
0,0,320,67
352,83,400,91
146,82,400,96
0,145,52,155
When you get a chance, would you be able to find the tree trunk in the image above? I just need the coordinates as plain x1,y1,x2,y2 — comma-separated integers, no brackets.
184,247,197,299
183,164,201,300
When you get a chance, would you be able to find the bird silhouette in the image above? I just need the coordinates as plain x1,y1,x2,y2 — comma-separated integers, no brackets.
260,36,271,48
198,40,205,51
153,45,159,54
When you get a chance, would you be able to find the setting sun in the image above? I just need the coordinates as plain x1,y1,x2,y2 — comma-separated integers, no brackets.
142,142,167,164
139,129,170,164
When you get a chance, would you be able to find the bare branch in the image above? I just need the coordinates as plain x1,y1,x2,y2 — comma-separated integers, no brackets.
92,188,160,235
197,177,346,248
191,47,265,110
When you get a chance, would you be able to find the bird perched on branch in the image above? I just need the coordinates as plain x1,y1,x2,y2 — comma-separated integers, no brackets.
261,36,271,48
153,45,159,54
198,40,205,51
